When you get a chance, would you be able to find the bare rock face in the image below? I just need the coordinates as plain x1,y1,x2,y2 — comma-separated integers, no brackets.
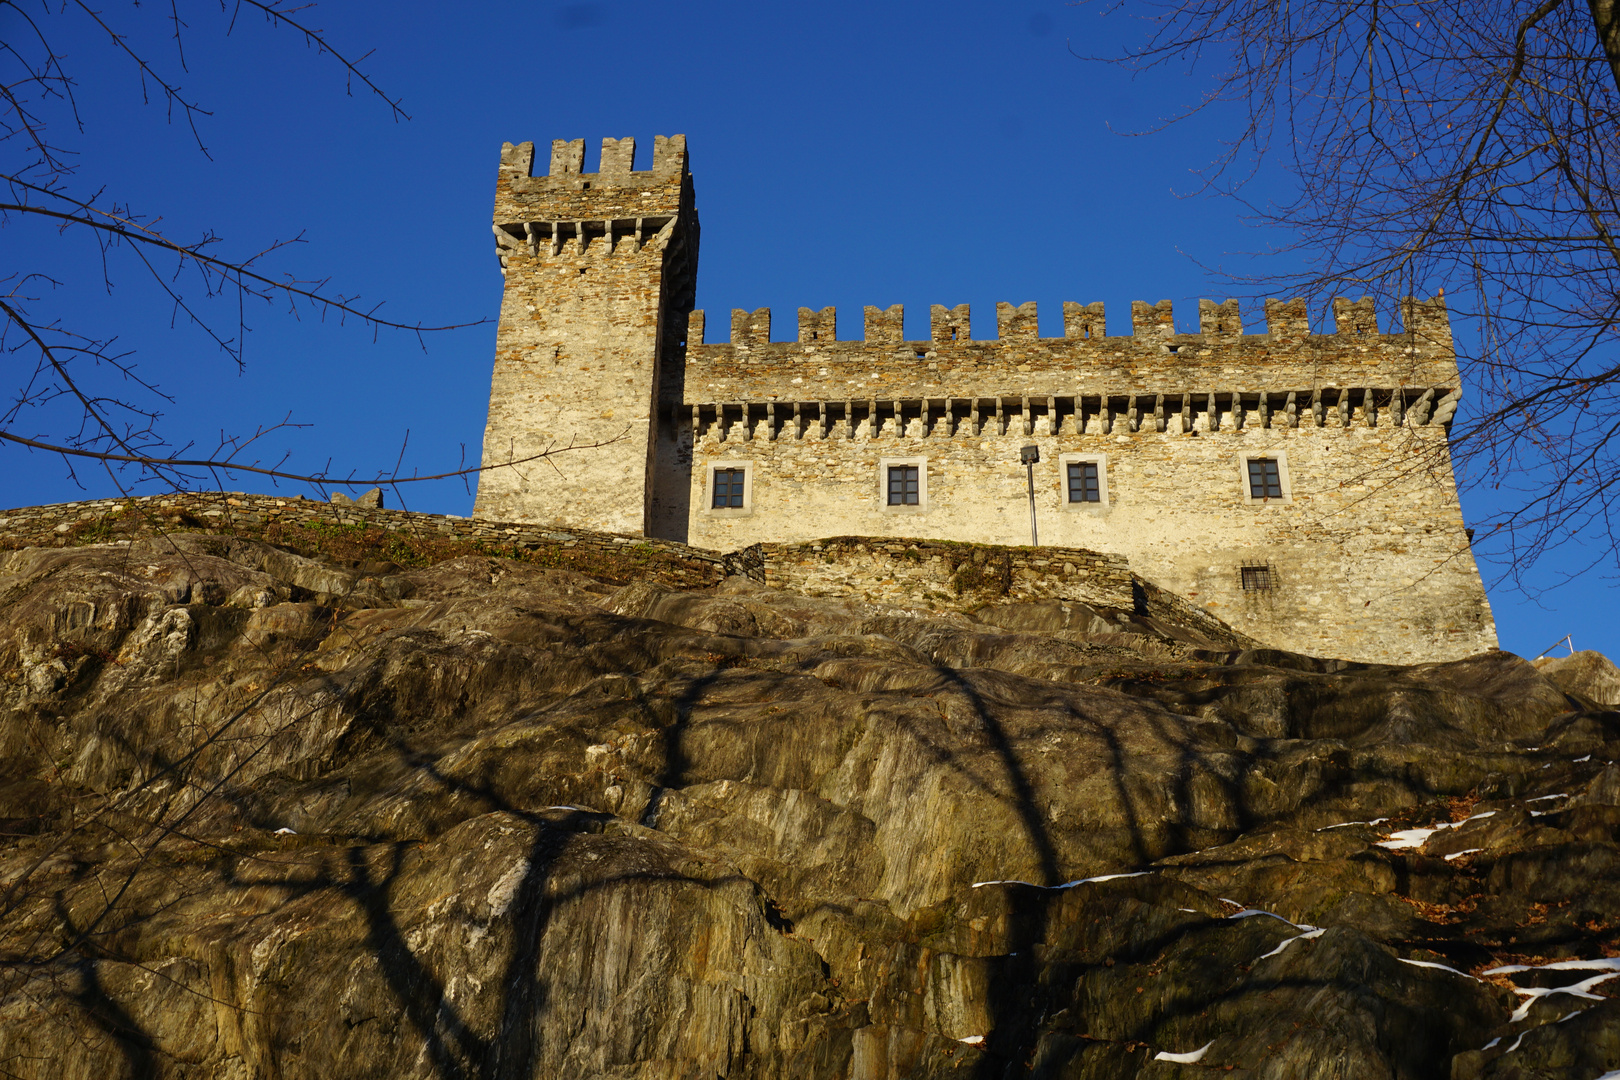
0,536,1617,1078
1535,649,1620,707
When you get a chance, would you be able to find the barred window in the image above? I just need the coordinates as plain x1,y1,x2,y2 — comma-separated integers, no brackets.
1067,461,1101,503
887,465,920,505
712,468,746,509
1247,458,1283,500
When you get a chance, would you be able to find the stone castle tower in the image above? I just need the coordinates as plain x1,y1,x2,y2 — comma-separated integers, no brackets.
476,135,1496,665
474,136,697,533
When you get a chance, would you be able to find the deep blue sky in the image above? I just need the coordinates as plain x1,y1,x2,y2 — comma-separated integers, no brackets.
1,0,1605,660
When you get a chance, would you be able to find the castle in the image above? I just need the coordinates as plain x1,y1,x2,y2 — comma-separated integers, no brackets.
474,135,1496,664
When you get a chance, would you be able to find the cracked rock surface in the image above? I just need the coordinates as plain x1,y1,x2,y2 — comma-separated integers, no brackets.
1,535,1617,1079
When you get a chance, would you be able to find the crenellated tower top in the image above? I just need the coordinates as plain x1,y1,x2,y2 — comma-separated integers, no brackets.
493,135,692,227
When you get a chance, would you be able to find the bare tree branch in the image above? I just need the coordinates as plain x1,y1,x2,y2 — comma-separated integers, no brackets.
0,428,625,488
1093,0,1620,590
1,1,489,498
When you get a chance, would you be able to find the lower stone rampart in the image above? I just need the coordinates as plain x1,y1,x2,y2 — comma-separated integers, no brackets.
755,536,1133,609
0,492,738,589
748,536,1256,647
0,492,1257,649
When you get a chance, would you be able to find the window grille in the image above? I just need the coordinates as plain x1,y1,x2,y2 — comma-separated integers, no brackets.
711,468,746,509
887,465,920,505
1247,458,1283,500
1067,461,1101,503
1240,564,1274,591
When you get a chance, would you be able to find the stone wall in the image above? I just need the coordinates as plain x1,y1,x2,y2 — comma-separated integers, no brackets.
669,402,1496,665
755,536,1135,611
747,536,1253,647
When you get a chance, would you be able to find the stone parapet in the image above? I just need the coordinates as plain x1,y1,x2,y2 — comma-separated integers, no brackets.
747,536,1255,647
751,535,1135,611
677,306,1464,408
677,296,1456,405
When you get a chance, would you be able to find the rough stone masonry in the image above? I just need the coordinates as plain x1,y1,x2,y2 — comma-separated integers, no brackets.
475,134,1495,664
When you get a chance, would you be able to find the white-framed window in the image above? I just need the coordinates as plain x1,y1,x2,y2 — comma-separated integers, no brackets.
1058,452,1110,509
1236,450,1292,504
878,457,928,512
705,460,753,516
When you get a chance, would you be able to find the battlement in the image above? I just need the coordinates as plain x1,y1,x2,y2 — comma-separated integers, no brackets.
675,296,1457,406
494,134,694,228
497,135,689,181
686,296,1452,347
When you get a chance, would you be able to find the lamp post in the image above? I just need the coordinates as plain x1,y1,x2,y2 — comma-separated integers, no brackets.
1020,445,1040,547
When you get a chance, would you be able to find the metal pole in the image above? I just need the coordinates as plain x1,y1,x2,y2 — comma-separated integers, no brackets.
1531,634,1575,661
1026,461,1039,547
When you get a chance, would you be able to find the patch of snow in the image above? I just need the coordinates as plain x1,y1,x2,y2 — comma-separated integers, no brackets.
1379,827,1443,850
1444,848,1484,862
546,805,591,812
1505,1032,1524,1052
970,872,1148,890
1594,1071,1620,1080
1575,754,1593,763
1063,872,1149,887
1398,958,1479,980
1506,972,1620,1022
1229,908,1315,930
1557,1011,1581,1022
1377,811,1496,851
1484,957,1620,975
1178,907,1199,913
1316,817,1390,831
957,1035,985,1046
273,827,296,835
1481,1037,1501,1050
1153,1041,1215,1064
1525,793,1568,802
1258,928,1326,960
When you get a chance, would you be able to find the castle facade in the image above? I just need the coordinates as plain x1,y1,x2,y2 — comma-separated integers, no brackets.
475,135,1496,664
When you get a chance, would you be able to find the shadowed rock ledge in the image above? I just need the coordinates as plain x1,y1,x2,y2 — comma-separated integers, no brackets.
0,531,1616,1078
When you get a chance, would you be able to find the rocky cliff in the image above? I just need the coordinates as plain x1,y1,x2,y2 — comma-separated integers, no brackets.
1,527,1617,1079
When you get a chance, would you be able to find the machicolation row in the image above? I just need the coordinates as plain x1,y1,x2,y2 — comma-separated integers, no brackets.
674,388,1461,437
